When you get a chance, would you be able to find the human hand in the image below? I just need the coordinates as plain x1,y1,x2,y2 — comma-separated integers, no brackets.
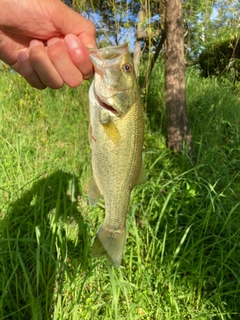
0,0,96,89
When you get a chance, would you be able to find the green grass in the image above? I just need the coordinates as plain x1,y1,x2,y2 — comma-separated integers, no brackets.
0,67,240,319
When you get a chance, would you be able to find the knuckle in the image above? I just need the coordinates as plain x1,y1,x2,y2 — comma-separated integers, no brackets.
48,42,66,61
66,75,83,88
88,21,96,34
29,46,45,64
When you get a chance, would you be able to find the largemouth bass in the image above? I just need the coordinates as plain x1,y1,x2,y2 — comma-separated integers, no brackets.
88,43,146,268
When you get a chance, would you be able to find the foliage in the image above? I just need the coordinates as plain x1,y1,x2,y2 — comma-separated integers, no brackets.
66,0,240,86
70,0,161,51
198,36,240,81
1,65,240,318
183,1,240,83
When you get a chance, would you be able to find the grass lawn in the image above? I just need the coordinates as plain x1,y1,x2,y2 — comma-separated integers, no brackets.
0,66,240,319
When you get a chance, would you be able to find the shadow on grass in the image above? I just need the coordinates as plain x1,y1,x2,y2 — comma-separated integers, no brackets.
0,170,90,320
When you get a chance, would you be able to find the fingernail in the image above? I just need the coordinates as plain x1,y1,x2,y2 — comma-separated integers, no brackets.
17,51,29,62
64,34,80,50
47,37,61,47
30,39,44,49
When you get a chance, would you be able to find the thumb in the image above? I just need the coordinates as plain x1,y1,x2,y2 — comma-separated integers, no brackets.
53,1,97,48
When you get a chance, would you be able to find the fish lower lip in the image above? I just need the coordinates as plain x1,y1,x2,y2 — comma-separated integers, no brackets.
96,95,118,114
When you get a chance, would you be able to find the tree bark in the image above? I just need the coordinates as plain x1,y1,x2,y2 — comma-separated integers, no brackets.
164,0,193,154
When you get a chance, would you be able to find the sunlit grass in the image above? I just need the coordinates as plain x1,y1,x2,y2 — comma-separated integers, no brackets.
0,68,240,319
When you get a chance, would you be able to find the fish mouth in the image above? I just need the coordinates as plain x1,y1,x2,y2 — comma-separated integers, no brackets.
95,94,119,115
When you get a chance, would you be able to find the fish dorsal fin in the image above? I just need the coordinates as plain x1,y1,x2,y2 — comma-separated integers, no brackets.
88,177,101,206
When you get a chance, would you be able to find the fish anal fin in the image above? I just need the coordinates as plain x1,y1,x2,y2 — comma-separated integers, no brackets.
88,177,101,206
92,225,126,268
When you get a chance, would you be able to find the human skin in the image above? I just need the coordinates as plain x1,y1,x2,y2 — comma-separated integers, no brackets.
0,0,96,89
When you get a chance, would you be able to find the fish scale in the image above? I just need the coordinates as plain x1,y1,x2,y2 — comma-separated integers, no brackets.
88,43,146,267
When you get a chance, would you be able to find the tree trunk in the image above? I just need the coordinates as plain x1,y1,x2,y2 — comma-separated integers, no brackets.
133,7,145,78
164,0,193,154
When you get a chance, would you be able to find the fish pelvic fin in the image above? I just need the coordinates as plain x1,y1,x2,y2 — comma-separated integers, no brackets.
92,225,126,268
88,177,101,206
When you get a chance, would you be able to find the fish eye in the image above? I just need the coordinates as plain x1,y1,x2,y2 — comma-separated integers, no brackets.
122,63,132,73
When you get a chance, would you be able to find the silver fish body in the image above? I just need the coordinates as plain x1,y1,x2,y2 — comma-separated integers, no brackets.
88,43,145,267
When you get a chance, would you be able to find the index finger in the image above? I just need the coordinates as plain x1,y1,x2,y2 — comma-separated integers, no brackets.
53,3,97,48
64,34,94,79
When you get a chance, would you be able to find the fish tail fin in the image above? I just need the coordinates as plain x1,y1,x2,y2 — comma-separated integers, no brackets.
92,225,126,268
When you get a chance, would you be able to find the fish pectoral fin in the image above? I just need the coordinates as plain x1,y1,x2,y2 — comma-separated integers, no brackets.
88,177,101,206
102,121,121,144
92,225,126,268
136,162,147,185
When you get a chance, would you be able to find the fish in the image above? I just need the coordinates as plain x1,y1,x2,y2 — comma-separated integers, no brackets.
88,43,146,268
